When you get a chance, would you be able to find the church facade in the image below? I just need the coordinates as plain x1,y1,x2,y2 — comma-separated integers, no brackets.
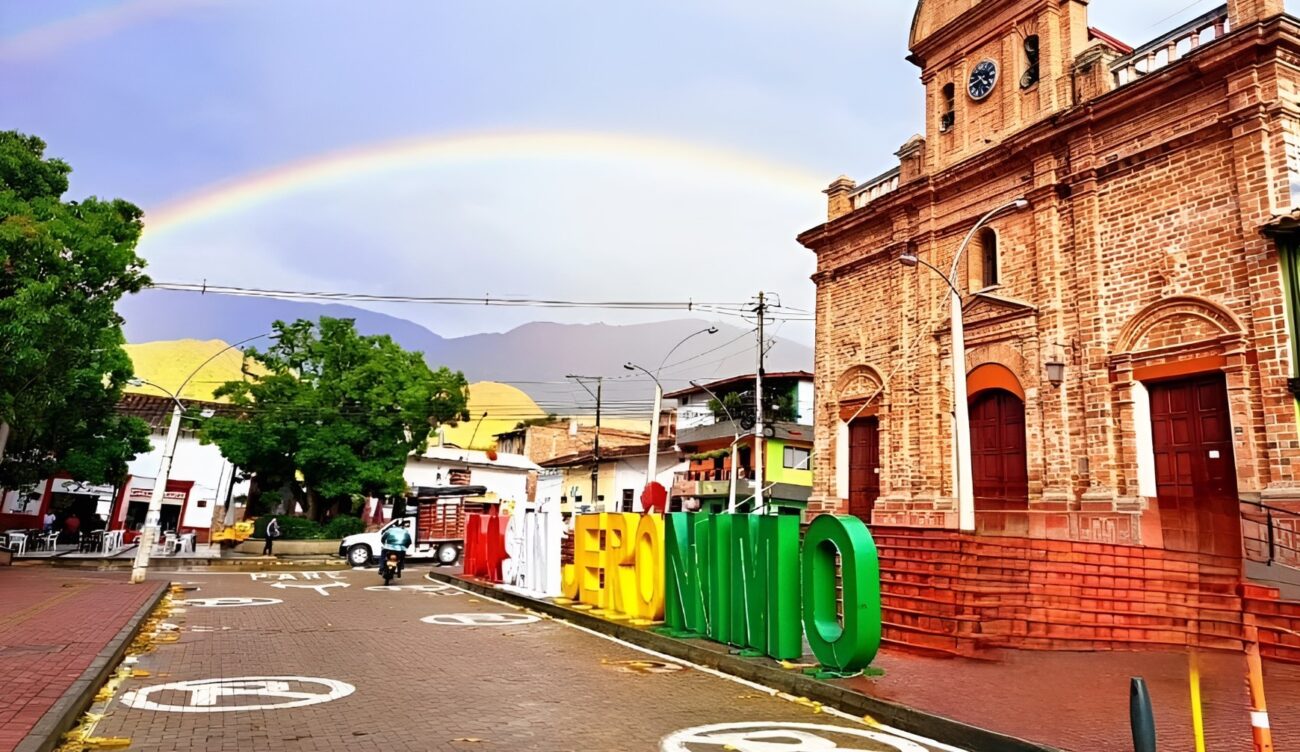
799,0,1300,656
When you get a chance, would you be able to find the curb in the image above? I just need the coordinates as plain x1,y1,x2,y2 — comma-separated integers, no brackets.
45,557,349,572
15,581,169,752
428,571,1061,752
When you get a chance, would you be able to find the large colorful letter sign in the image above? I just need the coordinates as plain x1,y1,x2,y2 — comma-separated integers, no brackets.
801,514,882,671
664,512,705,635
560,513,665,621
463,513,509,582
662,512,881,672
729,514,802,659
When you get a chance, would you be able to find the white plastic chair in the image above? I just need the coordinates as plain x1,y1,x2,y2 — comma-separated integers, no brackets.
6,532,27,556
177,533,195,554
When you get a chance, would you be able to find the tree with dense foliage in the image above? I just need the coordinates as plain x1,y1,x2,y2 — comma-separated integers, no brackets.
0,131,151,491
202,317,471,521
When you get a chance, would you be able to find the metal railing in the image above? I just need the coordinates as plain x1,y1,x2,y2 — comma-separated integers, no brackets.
1241,498,1300,569
1112,5,1229,87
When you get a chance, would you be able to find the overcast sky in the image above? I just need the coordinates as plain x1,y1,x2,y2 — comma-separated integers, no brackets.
2,0,1282,341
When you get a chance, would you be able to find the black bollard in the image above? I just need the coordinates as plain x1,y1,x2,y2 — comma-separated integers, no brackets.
1130,676,1157,752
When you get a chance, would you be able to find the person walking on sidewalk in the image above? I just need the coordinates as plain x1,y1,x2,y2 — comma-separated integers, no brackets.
263,516,281,556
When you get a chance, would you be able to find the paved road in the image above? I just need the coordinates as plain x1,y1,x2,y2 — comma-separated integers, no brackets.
83,565,964,752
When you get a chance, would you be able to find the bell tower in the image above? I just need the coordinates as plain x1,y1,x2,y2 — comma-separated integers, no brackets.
909,0,1091,172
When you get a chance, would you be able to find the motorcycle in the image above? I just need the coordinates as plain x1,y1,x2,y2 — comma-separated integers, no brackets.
381,551,400,585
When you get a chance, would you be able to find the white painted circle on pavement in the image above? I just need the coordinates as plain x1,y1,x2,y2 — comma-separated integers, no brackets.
660,722,933,752
180,597,283,608
364,584,452,593
420,612,539,626
121,676,354,713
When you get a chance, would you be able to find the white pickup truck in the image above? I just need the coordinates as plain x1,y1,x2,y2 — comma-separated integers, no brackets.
338,485,490,567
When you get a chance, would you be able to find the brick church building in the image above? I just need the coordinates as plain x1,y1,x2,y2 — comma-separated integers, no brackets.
799,0,1300,658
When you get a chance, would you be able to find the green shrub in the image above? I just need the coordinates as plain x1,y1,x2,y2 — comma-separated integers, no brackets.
254,514,322,540
322,515,366,539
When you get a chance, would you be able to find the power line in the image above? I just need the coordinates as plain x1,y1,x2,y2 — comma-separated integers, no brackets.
146,281,815,321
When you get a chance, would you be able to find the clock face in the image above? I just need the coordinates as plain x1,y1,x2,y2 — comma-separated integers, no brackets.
968,59,998,101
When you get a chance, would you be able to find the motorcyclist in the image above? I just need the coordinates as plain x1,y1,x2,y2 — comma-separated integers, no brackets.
380,519,413,578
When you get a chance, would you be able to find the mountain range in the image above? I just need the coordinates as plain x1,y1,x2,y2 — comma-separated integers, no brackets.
117,290,814,412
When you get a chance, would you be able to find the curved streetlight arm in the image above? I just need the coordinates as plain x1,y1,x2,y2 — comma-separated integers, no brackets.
910,256,962,297
175,331,277,397
623,362,662,390
688,380,738,431
128,378,184,413
947,197,1030,282
657,326,719,375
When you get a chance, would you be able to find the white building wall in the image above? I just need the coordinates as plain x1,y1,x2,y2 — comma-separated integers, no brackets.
403,457,531,503
126,434,248,529
796,380,815,424
609,454,687,511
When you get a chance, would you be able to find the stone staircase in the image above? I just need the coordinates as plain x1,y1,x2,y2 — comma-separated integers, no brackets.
870,526,1251,658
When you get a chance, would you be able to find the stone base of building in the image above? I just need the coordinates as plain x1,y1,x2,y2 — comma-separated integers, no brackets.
872,526,1300,662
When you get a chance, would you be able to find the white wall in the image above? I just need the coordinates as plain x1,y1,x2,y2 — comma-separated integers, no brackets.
403,457,531,503
610,454,687,511
126,434,248,529
796,380,815,425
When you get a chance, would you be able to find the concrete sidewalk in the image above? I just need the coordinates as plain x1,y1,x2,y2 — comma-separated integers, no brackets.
0,568,165,752
436,571,1300,752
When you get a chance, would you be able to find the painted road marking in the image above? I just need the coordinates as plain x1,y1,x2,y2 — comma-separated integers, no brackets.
180,597,284,608
120,677,354,713
661,722,933,752
268,581,349,596
364,584,453,593
420,612,539,626
249,571,347,581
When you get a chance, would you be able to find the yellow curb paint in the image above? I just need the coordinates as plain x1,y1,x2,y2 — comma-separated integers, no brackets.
1189,650,1206,752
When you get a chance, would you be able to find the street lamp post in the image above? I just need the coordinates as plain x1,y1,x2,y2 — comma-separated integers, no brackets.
624,326,717,509
900,197,1029,532
128,333,274,584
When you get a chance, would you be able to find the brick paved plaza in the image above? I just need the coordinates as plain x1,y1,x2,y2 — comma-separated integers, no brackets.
65,565,960,752
0,568,164,752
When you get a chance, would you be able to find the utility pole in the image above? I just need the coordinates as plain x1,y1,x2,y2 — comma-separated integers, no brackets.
754,291,766,514
566,375,604,511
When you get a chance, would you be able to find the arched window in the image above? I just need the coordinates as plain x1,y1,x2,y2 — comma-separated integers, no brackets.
940,83,956,132
979,227,998,288
1021,35,1040,89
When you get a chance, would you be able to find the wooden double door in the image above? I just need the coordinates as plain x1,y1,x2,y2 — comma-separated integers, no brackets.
1148,373,1240,557
970,389,1029,511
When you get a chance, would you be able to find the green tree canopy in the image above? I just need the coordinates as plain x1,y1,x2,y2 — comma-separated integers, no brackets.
0,131,151,490
201,317,470,520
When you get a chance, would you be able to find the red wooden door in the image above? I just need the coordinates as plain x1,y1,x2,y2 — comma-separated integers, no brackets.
848,418,880,520
970,389,1029,511
1149,374,1240,557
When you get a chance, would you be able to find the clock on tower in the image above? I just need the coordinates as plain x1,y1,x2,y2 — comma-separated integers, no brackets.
967,59,998,101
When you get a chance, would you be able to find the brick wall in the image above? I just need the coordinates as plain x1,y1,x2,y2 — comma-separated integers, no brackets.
801,14,1300,537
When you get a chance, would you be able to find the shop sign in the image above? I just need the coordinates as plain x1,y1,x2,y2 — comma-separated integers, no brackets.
128,488,186,502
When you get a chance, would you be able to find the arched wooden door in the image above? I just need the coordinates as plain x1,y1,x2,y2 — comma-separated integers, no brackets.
848,418,880,520
970,389,1029,518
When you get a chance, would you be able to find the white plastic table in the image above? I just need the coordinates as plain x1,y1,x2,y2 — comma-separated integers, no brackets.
101,529,125,553
6,532,27,555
